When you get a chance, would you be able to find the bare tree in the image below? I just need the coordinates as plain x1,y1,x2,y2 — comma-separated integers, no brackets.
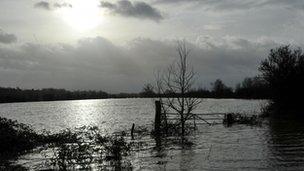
140,83,155,97
156,40,201,136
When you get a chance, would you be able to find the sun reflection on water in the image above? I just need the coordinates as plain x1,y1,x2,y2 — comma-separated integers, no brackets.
65,99,103,128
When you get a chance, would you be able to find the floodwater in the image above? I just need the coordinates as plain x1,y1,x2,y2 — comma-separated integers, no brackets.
1,98,304,170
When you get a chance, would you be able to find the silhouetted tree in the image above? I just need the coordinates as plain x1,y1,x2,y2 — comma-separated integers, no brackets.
235,76,269,99
259,45,304,109
211,79,233,98
140,83,155,97
156,40,201,136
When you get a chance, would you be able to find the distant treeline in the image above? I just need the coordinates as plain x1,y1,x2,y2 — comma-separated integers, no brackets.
140,76,270,99
0,88,110,103
191,77,270,99
0,76,270,103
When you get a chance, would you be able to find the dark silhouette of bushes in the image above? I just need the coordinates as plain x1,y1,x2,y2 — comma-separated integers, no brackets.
140,83,156,97
211,79,233,98
0,117,43,155
259,45,304,110
49,128,132,170
234,76,270,99
223,113,262,126
0,117,80,158
0,117,133,170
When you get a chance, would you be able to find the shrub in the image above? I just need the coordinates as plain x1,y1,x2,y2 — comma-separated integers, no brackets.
223,113,262,126
0,117,43,155
259,45,304,109
0,118,133,170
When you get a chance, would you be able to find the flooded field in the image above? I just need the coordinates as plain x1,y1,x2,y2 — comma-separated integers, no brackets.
1,98,304,170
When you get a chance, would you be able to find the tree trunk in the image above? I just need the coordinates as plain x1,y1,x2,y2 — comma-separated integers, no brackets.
181,115,185,136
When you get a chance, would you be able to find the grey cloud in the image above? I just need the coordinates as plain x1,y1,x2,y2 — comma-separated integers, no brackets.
0,36,282,92
100,0,163,22
34,1,72,10
54,3,72,8
34,1,51,10
0,30,17,44
0,37,143,92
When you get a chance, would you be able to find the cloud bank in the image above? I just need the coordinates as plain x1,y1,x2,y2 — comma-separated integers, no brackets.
53,2,72,8
100,0,163,22
34,1,51,10
0,36,282,92
34,1,72,10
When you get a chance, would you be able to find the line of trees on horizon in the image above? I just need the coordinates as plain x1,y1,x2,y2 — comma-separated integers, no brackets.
0,76,270,103
0,88,109,103
140,76,270,99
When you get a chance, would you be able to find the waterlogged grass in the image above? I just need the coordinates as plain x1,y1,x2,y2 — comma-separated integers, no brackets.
49,127,133,170
223,113,263,126
0,117,133,170
0,117,44,155
0,117,46,170
151,121,197,138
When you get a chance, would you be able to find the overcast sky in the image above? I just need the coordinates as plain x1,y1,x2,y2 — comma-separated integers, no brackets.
1,0,304,92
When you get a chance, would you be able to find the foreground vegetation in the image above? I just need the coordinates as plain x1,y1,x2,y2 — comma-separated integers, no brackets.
0,117,134,170
223,113,263,126
259,45,304,112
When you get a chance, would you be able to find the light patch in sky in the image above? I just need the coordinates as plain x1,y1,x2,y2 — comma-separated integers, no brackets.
56,0,104,32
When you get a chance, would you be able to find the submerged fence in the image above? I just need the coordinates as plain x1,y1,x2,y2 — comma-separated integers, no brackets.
165,112,226,125
154,100,232,134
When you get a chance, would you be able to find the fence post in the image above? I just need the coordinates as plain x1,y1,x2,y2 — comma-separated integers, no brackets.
131,123,135,140
225,113,233,126
154,100,161,136
193,114,197,129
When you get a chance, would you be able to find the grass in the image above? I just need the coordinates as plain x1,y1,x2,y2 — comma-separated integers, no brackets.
0,117,44,155
49,127,133,170
0,117,133,170
223,113,262,126
151,120,197,137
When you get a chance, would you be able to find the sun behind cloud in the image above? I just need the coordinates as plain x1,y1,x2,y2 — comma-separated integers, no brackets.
56,0,103,32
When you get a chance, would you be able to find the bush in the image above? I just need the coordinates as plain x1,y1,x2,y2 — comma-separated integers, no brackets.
0,117,44,155
223,113,262,126
259,45,304,109
49,127,132,170
0,117,133,170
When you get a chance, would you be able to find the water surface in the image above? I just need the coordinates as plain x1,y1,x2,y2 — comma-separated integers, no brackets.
0,98,264,133
1,98,304,170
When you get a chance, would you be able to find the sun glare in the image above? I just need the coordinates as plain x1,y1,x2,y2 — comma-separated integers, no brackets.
58,0,103,32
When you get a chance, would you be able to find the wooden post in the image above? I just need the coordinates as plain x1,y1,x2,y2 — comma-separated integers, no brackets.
131,123,135,140
193,115,197,130
225,113,233,126
154,101,161,136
